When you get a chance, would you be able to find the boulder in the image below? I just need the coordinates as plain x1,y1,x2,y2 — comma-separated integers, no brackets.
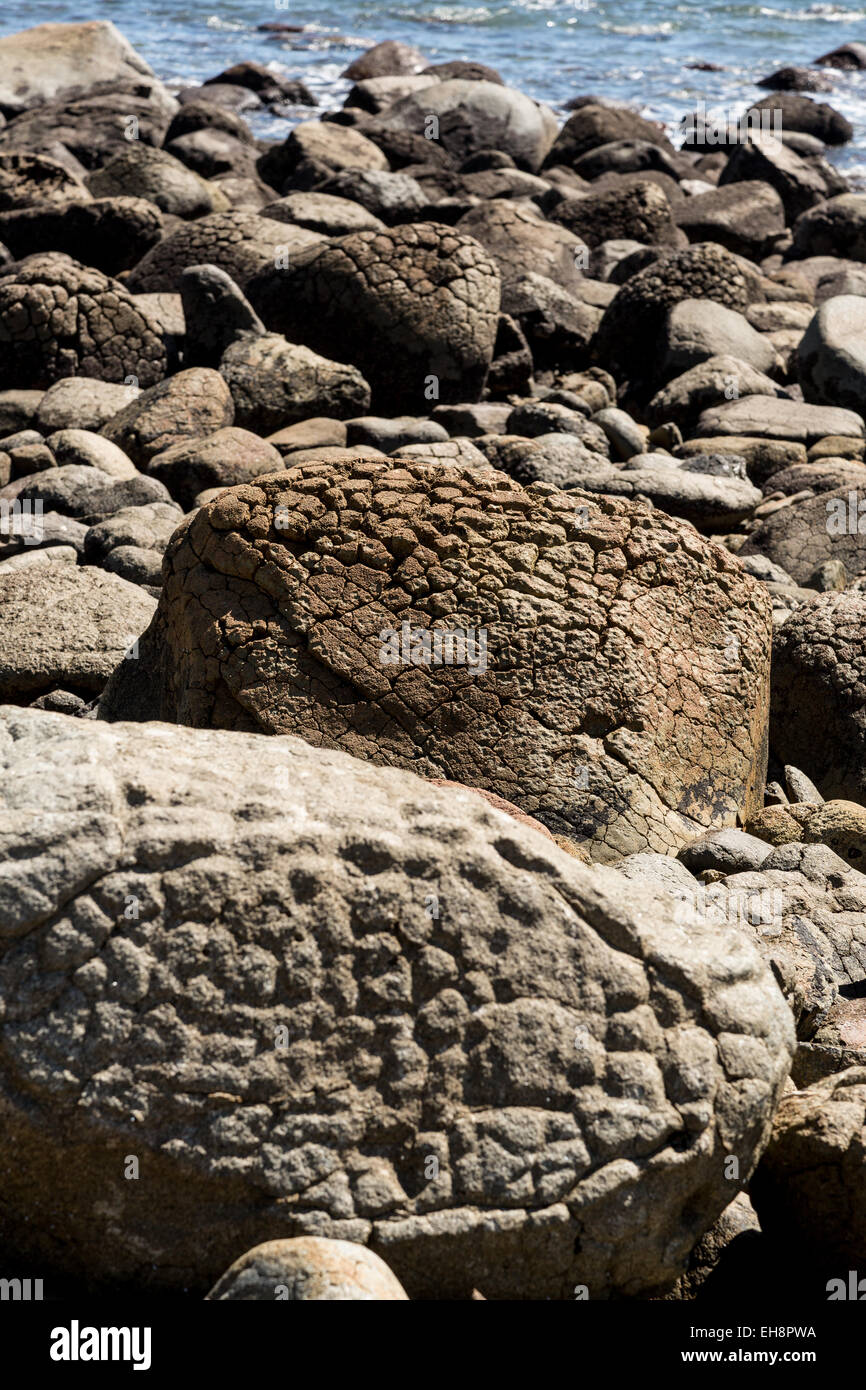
672,182,786,260
661,300,779,377
147,428,284,510
87,144,225,218
456,202,586,293
742,489,866,584
751,1068,866,1265
0,21,170,118
552,181,679,250
770,591,866,801
696,396,864,444
743,93,853,146
815,42,866,70
35,378,139,434
261,191,385,236
0,152,90,210
0,566,154,696
219,333,371,434
544,105,674,170
317,168,427,224
797,295,866,411
47,429,137,478
718,133,833,223
11,464,171,523
125,212,320,294
178,264,265,369
247,224,500,415
561,457,762,529
647,356,785,433
501,273,599,371
342,40,427,81
792,194,866,261
102,368,234,468
84,501,182,569
0,706,793,1296
206,1239,409,1301
0,85,177,170
0,196,163,276
377,81,557,173
0,254,167,390
100,458,772,863
257,121,389,195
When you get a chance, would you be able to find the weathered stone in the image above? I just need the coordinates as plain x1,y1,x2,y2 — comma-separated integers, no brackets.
102,368,234,468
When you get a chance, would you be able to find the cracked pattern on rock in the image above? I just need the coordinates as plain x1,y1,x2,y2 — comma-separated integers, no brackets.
100,457,772,863
125,212,321,293
0,254,167,390
0,708,794,1297
247,223,501,414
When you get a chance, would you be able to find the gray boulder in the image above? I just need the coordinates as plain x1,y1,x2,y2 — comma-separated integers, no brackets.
219,333,371,434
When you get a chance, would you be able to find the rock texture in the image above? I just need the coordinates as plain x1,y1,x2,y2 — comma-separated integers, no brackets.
0,707,794,1297
206,1238,409,1301
99,458,773,863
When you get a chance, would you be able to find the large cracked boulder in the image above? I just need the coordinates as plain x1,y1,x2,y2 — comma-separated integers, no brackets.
740,489,866,584
0,152,90,210
0,254,168,390
0,707,794,1297
99,458,773,862
125,212,321,294
0,197,163,277
770,591,866,802
247,225,501,414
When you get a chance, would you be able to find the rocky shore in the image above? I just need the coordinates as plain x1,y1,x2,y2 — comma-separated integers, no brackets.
1,17,866,1305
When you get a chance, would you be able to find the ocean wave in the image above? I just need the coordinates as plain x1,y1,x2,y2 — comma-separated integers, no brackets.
758,4,866,18
601,21,678,36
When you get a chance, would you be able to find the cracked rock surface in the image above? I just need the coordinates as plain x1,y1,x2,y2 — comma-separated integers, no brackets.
99,457,772,863
0,707,794,1297
126,211,321,293
0,253,168,390
247,224,501,415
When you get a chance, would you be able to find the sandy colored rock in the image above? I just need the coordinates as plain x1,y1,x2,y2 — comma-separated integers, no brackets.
206,1238,409,1301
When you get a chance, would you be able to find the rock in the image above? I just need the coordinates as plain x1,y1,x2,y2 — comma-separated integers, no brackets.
102,368,234,468
745,92,853,147
378,81,556,173
261,191,385,236
751,1068,866,1266
0,89,177,174
267,419,348,456
544,105,674,170
0,21,170,118
758,460,866,497
757,67,834,94
12,464,171,523
257,121,389,195
661,300,779,377
792,194,866,262
345,76,439,117
742,490,866,585
0,197,161,275
646,356,785,434
672,182,786,260
552,182,679,253
204,62,314,106
0,544,77,574
501,274,600,372
206,1238,409,1301
219,333,371,434
342,40,427,81
770,592,866,802
486,313,534,397
677,434,807,486
85,144,224,218
563,457,762,529
678,828,773,874
592,407,645,460
84,501,182,570
614,851,698,898
391,439,490,468
718,133,832,224
318,169,426,224
785,766,823,804
100,459,772,862
456,202,586,294
0,706,793,1296
178,83,260,114
178,265,265,369
506,401,608,453
166,130,259,183
0,566,154,696
125,211,319,294
571,138,686,182
345,417,448,452
696,396,864,444
0,254,167,391
423,60,504,85
476,434,604,489
148,429,284,509
165,100,255,147
593,244,758,393
810,434,866,460
431,403,511,437
670,1193,762,1301
0,152,90,210
247,225,500,415
815,42,866,70
46,429,137,479
0,390,51,434
35,379,139,435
